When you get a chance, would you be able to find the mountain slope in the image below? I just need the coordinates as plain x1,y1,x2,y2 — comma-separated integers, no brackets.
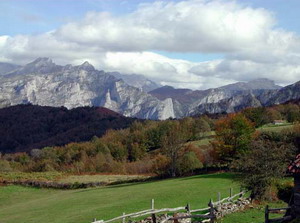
268,81,300,105
0,104,135,153
0,62,20,75
219,78,281,91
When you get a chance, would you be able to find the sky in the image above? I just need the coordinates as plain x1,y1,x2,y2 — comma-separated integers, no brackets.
0,0,300,89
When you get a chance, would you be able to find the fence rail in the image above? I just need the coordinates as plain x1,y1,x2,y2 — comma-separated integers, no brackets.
264,205,292,223
92,188,245,223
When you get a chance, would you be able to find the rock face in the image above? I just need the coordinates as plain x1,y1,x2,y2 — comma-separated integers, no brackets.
0,58,174,120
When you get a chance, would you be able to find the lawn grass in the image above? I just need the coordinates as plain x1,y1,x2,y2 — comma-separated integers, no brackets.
0,173,238,223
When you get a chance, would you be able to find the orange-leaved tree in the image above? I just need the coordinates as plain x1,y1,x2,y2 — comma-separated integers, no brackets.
212,113,256,162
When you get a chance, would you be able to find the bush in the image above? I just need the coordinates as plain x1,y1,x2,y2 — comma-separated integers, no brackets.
277,181,294,203
0,160,12,172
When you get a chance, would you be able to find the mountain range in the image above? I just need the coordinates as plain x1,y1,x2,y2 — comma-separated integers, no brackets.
0,58,299,119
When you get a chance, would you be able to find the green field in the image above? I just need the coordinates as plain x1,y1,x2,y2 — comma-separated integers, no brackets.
257,123,294,132
0,173,239,223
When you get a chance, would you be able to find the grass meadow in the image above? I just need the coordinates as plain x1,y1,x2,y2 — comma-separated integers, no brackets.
0,173,239,223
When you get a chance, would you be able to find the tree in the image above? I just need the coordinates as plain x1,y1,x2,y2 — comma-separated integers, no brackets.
177,151,203,175
242,107,270,127
161,120,189,177
212,113,256,161
266,108,282,123
232,139,296,200
191,118,211,140
285,104,300,123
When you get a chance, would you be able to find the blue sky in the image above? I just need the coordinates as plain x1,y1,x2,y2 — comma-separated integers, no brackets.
1,0,300,63
1,0,300,89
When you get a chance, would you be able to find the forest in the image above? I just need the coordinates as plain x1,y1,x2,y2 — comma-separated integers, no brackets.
0,104,135,153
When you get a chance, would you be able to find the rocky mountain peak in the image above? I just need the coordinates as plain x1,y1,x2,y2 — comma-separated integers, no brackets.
24,57,57,71
5,57,62,76
79,61,95,71
30,57,54,66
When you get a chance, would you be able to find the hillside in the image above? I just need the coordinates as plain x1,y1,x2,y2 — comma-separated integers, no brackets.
0,104,135,153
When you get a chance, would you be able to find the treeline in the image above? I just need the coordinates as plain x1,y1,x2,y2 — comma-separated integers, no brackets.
0,102,300,182
0,116,215,176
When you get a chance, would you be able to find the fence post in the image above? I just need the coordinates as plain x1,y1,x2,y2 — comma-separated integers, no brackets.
208,199,215,223
122,212,126,223
265,205,269,223
151,199,155,210
151,213,157,223
230,188,233,198
93,218,96,223
239,187,243,198
186,203,190,214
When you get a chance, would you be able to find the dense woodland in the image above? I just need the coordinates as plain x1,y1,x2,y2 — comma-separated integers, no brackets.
0,104,135,153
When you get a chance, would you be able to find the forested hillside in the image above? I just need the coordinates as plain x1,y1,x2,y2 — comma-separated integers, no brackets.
0,104,135,153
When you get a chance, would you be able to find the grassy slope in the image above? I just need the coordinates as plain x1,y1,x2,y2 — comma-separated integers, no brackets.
190,123,295,147
0,173,238,223
257,123,294,132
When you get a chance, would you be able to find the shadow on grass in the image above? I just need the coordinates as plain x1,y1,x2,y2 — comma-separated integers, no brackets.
105,172,237,189
178,172,237,181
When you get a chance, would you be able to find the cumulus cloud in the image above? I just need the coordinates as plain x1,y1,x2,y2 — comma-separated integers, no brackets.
0,0,300,89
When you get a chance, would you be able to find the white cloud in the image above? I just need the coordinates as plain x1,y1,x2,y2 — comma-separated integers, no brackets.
0,0,300,89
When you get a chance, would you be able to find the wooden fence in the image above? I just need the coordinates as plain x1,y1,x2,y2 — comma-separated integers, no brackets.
92,189,245,223
264,206,293,223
